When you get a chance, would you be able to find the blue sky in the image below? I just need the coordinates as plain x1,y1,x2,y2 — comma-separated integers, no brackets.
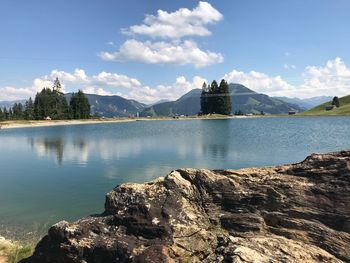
1,0,350,102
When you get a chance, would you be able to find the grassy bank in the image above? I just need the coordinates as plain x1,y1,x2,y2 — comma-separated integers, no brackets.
300,95,350,116
0,238,36,263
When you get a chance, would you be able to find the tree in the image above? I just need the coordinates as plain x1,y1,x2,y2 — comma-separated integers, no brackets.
200,82,210,114
24,97,35,120
70,90,90,119
216,79,231,115
3,108,9,120
8,108,13,120
12,103,24,119
209,80,219,113
34,87,70,120
332,96,340,107
200,80,232,115
0,108,4,121
53,77,62,93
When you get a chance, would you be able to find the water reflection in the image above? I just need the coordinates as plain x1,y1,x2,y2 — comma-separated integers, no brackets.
29,137,66,164
25,120,234,167
200,120,230,159
29,137,91,165
27,136,146,166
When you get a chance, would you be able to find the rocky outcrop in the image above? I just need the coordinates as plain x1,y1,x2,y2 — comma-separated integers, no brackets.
21,151,350,263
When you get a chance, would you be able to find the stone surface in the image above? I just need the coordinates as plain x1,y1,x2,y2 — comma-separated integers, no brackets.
21,151,350,262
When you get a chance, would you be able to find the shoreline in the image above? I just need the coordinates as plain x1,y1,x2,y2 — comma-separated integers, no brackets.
0,118,137,130
0,115,260,130
1,114,349,130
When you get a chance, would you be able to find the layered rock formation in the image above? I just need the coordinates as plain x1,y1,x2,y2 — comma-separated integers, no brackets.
22,151,350,262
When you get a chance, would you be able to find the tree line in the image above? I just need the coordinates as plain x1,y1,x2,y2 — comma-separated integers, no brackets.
0,78,90,121
200,79,232,115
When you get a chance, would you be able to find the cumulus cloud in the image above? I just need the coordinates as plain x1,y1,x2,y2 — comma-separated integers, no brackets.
82,87,114,96
92,72,141,88
0,68,207,104
224,57,350,98
127,76,207,103
223,70,294,95
299,57,350,97
2,58,350,103
99,39,223,68
100,2,223,67
123,1,223,39
0,86,34,101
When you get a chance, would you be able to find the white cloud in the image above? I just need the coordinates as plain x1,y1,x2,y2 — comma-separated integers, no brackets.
126,76,207,103
92,72,141,88
99,39,223,68
123,1,223,39
224,57,350,98
0,86,34,101
82,87,115,96
2,58,350,103
0,68,207,104
299,57,350,97
100,2,223,67
223,70,294,95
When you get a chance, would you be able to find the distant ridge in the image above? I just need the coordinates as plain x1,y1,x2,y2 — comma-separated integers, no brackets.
275,96,332,110
0,99,26,109
140,84,303,116
65,93,146,117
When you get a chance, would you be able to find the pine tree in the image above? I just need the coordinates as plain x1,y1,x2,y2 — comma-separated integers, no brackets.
0,108,4,121
34,87,70,120
3,108,9,120
8,108,13,120
53,77,62,93
217,79,231,115
12,103,24,119
200,82,210,114
25,97,35,120
70,90,91,119
332,96,340,107
209,80,219,114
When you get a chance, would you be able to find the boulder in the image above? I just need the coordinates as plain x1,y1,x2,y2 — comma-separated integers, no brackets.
21,151,350,262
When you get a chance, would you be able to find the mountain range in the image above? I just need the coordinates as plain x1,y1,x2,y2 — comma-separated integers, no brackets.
274,96,333,110
2,84,334,117
64,93,146,117
140,84,303,116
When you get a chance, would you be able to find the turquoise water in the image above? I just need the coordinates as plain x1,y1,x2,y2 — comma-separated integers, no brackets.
1,117,350,238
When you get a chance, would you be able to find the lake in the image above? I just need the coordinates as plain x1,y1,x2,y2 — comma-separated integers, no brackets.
1,117,350,238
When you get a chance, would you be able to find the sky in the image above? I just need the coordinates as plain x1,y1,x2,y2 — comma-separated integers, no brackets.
1,0,350,103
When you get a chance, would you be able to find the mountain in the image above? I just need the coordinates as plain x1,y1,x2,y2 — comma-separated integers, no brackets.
148,99,170,106
141,84,304,116
301,94,350,116
228,84,303,114
0,99,26,109
140,89,202,117
275,96,332,110
64,93,146,117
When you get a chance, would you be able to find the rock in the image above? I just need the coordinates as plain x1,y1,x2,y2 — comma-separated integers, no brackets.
21,150,350,263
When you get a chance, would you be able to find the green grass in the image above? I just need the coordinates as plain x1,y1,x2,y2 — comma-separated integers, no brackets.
300,94,350,116
0,239,36,263
7,242,36,263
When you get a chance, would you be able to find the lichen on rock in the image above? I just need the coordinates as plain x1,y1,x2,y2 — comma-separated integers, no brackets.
21,151,350,262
